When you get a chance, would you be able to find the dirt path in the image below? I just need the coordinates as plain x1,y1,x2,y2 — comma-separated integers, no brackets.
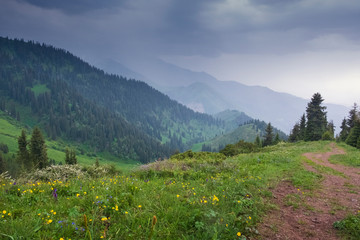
257,143,360,240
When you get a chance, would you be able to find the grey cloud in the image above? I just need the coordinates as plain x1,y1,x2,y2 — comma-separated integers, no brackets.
19,0,130,14
2,0,360,58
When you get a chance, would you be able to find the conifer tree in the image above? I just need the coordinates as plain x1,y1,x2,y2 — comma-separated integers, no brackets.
289,123,300,142
263,123,274,147
274,133,280,144
17,129,30,169
299,114,306,140
339,118,349,141
255,135,262,147
305,93,327,141
65,148,70,164
65,148,77,165
29,127,48,169
347,103,358,129
346,120,360,148
70,149,77,164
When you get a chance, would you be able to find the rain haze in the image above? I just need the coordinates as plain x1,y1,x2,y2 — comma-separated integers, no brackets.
1,0,360,107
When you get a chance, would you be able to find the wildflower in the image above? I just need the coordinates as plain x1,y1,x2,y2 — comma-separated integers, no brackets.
125,211,128,214
47,219,53,224
237,232,241,236
76,193,80,197
138,205,142,208
213,195,219,202
2,210,6,214
249,216,251,220
176,194,180,198
101,217,108,221
60,238,64,240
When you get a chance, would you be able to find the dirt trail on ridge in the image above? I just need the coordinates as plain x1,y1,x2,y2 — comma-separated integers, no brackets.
257,143,360,240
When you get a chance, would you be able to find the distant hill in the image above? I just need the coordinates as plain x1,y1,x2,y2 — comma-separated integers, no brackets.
194,120,288,152
0,37,230,162
213,110,254,132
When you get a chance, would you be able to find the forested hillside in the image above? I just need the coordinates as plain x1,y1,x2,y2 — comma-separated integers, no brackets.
0,37,227,162
197,119,287,152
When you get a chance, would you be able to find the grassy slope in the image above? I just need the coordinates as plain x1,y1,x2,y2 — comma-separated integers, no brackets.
2,141,355,239
0,111,137,171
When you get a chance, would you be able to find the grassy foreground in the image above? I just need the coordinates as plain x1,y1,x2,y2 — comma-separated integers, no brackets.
0,141,354,239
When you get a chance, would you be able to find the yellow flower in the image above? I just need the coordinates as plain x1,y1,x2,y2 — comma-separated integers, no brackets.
101,217,108,221
60,238,64,240
138,205,142,208
2,210,6,214
125,211,128,214
53,212,56,215
47,219,53,224
249,216,251,220
176,194,180,198
213,195,219,202
237,232,241,236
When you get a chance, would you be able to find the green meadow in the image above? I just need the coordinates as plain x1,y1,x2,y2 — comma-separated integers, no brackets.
2,140,356,239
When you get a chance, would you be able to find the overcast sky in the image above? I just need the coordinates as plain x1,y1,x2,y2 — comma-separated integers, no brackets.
1,0,359,106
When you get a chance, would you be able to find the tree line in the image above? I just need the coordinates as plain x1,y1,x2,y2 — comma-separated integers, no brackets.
289,92,360,149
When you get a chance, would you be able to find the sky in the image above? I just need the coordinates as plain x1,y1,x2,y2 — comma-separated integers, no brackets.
1,0,360,107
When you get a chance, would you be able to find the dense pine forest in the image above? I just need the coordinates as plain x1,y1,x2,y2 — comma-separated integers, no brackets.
0,37,228,163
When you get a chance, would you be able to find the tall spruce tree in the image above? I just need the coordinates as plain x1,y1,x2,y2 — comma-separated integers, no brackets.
263,123,274,147
29,127,48,169
305,93,327,141
347,103,358,129
17,129,30,169
289,123,300,142
346,120,360,148
299,114,306,140
339,118,349,141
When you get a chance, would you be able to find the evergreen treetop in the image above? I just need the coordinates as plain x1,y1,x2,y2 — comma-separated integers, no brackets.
305,93,327,141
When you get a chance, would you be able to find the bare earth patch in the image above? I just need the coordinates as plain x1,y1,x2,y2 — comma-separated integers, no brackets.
257,143,360,240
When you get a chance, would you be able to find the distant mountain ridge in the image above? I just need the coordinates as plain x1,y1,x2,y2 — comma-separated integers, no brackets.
97,58,349,134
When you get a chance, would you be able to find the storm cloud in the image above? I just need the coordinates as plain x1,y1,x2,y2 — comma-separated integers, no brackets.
1,0,360,105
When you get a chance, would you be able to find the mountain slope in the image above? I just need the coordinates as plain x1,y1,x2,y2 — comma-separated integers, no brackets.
0,37,229,162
